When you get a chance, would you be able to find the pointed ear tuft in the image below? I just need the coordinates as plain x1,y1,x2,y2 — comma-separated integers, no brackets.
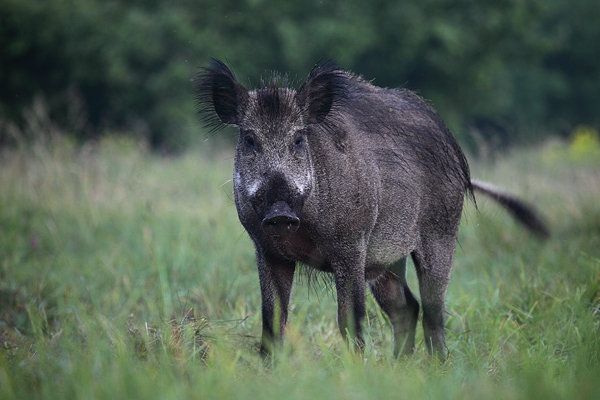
297,61,347,125
195,59,248,131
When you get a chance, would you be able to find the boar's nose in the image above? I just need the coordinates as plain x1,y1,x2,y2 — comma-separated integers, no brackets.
262,201,300,236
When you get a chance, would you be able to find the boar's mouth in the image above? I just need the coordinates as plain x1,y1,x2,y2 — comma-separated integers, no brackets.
261,201,300,236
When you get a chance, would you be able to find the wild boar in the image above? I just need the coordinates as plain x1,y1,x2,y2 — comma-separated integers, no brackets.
195,59,548,360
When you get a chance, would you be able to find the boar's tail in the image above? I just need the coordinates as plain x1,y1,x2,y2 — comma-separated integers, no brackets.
471,179,550,238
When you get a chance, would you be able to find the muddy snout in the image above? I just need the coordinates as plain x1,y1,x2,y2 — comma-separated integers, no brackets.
261,201,300,236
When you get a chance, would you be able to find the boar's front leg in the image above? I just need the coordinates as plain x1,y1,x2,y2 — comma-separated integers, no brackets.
332,249,367,352
256,250,296,357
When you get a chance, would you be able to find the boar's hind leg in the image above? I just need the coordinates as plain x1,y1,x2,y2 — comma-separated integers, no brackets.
257,252,296,357
411,236,456,361
368,257,420,358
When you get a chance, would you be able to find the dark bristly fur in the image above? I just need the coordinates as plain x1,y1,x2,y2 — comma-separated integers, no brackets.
194,59,549,361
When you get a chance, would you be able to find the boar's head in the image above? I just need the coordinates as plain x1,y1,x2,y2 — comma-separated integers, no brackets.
196,59,346,241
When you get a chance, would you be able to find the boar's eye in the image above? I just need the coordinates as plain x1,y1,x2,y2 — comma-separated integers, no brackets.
294,136,304,148
244,135,255,148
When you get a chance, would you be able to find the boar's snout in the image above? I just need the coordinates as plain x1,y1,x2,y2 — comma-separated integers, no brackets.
261,201,300,236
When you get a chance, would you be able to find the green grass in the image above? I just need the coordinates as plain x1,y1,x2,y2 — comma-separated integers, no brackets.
1,134,599,399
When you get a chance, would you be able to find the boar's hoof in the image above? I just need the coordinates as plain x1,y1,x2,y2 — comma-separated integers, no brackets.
262,202,300,236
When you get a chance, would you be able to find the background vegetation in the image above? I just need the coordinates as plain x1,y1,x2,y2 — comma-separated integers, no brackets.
1,130,599,399
1,0,599,150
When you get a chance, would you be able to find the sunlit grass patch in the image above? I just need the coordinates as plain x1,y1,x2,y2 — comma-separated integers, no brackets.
541,125,600,166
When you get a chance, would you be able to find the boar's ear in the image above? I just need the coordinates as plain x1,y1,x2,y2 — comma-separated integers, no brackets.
195,59,248,129
297,61,347,125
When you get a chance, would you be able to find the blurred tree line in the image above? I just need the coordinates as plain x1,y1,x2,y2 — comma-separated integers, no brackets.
1,0,598,152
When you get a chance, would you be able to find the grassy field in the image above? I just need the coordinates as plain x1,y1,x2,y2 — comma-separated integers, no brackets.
1,132,599,399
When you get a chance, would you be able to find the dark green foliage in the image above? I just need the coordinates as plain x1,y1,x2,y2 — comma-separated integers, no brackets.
1,0,599,150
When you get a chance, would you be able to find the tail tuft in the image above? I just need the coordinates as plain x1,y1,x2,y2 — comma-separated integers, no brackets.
471,179,550,239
